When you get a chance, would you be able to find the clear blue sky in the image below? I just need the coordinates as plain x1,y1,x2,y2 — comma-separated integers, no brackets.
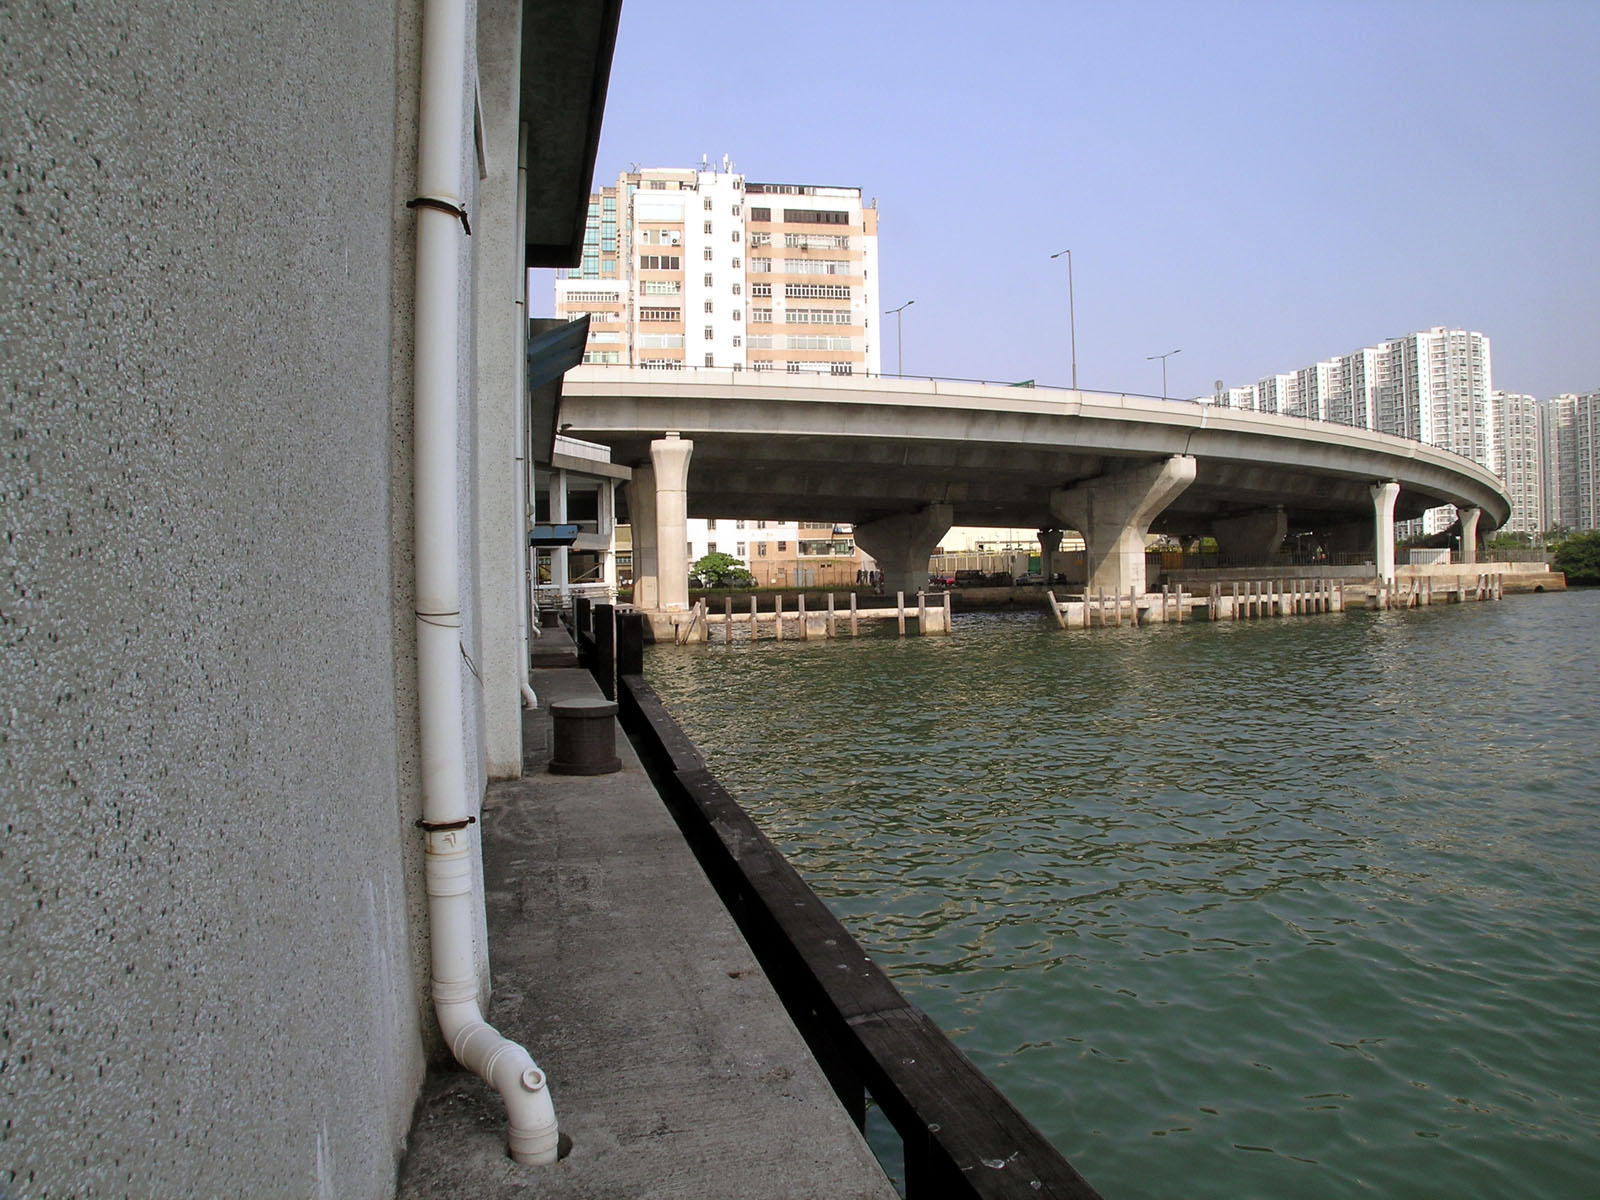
559,0,1599,400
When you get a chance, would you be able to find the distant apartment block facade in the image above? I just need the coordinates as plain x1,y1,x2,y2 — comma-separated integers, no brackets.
554,162,881,376
1541,391,1600,531
1206,328,1497,533
686,517,865,588
1489,392,1543,536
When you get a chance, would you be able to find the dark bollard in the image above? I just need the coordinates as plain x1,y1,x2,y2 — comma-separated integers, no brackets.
573,596,593,665
618,610,646,678
548,699,620,775
593,602,616,701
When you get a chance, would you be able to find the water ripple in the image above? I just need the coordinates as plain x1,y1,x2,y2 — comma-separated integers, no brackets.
647,592,1600,1199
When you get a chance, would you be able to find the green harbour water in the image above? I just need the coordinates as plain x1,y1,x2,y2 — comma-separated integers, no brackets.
643,588,1600,1199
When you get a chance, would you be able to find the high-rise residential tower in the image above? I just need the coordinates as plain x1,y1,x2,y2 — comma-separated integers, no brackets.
1205,327,1493,534
1489,391,1543,536
1542,391,1600,531
554,161,881,376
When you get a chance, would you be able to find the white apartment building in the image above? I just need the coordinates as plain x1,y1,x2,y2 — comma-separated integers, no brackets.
1205,328,1494,534
1542,391,1600,531
1489,391,1543,536
555,160,882,376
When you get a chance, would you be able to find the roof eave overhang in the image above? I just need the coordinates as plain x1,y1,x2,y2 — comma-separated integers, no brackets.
519,0,622,269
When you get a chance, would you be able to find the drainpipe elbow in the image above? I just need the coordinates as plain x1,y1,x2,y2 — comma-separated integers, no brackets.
440,1002,560,1164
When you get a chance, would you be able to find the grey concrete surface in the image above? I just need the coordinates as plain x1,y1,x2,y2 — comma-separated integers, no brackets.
4,4,429,1193
558,366,1512,531
529,625,582,669
397,667,897,1200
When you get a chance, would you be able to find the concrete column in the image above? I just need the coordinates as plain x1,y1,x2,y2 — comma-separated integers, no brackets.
1037,528,1062,583
1211,506,1287,567
599,479,617,588
853,503,954,599
650,433,693,610
1050,456,1196,597
1371,480,1400,584
552,468,570,599
1459,506,1481,565
629,467,659,610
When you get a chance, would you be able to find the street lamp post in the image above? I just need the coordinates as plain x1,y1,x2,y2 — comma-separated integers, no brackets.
888,299,915,377
1147,348,1182,401
1049,248,1077,389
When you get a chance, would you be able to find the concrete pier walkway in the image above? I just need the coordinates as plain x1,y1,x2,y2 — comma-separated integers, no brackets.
398,666,896,1199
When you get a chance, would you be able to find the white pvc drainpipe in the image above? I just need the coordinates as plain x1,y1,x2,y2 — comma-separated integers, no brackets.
411,0,558,1165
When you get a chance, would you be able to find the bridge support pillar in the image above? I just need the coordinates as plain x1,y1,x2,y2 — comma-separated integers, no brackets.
1212,506,1287,566
1050,456,1196,597
1459,506,1481,565
627,466,659,610
1371,480,1400,584
650,433,693,610
854,503,953,599
1037,528,1062,583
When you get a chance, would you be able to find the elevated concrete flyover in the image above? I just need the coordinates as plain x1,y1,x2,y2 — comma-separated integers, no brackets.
557,366,1511,605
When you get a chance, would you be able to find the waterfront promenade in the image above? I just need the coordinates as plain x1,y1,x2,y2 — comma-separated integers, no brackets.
398,648,895,1199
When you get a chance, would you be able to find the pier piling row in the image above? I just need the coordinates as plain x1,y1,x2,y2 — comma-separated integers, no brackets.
694,590,953,643
1046,573,1504,628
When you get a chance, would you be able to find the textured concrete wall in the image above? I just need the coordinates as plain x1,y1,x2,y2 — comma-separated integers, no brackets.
0,3,466,1194
474,0,530,780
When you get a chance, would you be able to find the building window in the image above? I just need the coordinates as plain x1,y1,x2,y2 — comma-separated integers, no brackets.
703,220,713,234
731,257,741,269
783,208,849,225
705,301,713,313
750,207,771,222
781,258,852,276
732,335,742,347
639,307,681,323
785,284,850,299
732,284,742,295
704,353,714,367
777,541,788,551
638,254,681,271
731,231,741,242
731,205,741,216
757,543,767,556
751,283,772,297
704,273,713,286
703,248,713,261
704,326,714,340
732,310,741,321
703,196,713,210
786,307,852,325
736,542,745,556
